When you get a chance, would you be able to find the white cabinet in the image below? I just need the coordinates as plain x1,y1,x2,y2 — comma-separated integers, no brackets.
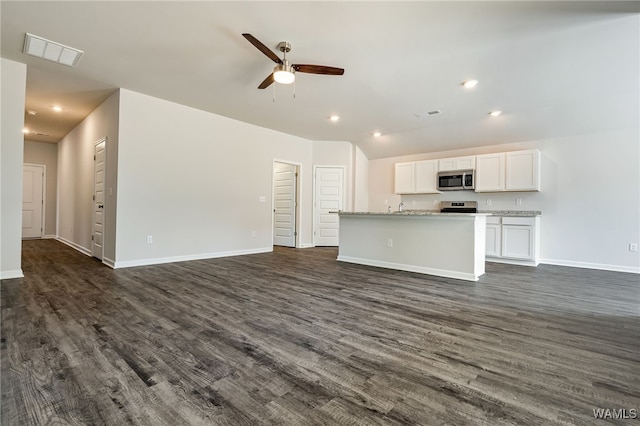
475,153,505,192
438,156,476,172
506,150,540,191
475,150,541,192
415,160,439,193
395,162,415,194
485,216,502,257
486,216,540,266
395,160,439,194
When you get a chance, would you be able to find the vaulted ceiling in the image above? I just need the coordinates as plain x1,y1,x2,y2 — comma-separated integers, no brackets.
2,1,638,159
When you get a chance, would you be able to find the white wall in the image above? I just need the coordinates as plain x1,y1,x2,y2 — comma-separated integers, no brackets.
368,129,640,273
0,58,26,279
115,89,314,267
24,140,58,237
57,90,119,262
354,145,369,211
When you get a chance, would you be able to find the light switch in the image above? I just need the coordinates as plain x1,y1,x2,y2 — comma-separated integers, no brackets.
259,196,266,203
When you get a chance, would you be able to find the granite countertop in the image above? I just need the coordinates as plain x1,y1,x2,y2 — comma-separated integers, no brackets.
479,210,542,217
336,210,489,217
334,210,542,217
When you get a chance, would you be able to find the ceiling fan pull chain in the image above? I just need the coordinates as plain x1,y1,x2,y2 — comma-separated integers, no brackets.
293,79,296,99
273,81,276,102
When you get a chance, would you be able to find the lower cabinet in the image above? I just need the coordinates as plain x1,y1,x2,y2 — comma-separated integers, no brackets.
486,216,540,266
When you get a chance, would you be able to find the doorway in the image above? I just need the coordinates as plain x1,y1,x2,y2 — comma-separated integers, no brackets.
314,166,344,246
92,138,106,259
273,161,299,247
22,164,45,239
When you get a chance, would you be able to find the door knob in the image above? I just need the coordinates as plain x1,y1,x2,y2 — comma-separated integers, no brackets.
98,204,104,209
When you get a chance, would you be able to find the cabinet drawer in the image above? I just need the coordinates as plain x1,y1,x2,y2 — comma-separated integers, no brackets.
502,217,535,226
486,216,501,225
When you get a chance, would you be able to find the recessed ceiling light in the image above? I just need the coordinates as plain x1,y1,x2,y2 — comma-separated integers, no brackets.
23,128,30,134
462,80,478,89
52,105,62,112
27,110,37,116
373,132,382,137
489,110,502,117
329,115,340,122
23,33,83,67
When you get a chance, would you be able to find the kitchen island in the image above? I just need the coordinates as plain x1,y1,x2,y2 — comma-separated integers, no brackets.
337,211,489,281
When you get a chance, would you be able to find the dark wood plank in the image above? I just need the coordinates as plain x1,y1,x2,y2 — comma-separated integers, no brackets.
1,239,638,425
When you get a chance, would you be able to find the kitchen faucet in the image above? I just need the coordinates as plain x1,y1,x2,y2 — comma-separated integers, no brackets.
398,201,404,212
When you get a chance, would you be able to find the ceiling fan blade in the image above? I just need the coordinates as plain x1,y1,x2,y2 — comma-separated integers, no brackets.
258,73,275,89
242,33,282,64
293,64,344,75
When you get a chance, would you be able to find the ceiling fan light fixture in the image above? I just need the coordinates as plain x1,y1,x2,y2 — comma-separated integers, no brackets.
273,63,295,85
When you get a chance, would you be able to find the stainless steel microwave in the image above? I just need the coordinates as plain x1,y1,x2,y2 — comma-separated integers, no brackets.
437,169,475,191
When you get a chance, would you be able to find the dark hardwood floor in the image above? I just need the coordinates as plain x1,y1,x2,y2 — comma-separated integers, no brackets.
2,239,639,425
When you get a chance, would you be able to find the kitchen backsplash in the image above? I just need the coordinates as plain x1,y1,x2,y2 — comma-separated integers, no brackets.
395,191,543,212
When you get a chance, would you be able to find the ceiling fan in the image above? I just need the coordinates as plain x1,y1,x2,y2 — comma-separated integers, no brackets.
242,33,344,89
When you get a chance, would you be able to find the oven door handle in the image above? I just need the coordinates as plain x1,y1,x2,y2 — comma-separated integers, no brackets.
462,172,467,189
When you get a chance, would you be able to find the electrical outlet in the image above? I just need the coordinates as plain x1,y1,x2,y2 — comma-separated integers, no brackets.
384,199,388,205
412,200,416,207
486,199,492,206
251,231,256,238
630,243,638,252
147,235,153,244
387,239,393,248
515,198,523,206
433,199,439,206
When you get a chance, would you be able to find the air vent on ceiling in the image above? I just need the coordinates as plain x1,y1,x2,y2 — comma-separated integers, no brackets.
427,110,441,115
23,33,83,67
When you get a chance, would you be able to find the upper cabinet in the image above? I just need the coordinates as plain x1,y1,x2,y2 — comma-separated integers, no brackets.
395,162,415,194
396,149,540,194
438,156,476,172
395,160,439,194
475,153,505,192
506,150,541,191
415,160,439,193
476,150,541,192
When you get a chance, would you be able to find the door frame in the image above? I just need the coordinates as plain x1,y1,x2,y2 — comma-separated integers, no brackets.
23,163,46,239
92,137,107,260
313,165,345,247
272,159,301,248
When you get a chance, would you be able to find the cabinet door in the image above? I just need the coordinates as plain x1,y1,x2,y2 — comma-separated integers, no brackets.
506,150,540,191
485,224,502,257
475,153,505,192
501,225,534,260
414,160,439,193
455,156,476,170
438,156,476,172
395,162,415,194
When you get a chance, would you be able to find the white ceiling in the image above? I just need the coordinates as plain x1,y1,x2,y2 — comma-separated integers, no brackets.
2,1,638,159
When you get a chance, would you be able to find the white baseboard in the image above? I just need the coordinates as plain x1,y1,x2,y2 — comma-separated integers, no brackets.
540,258,640,274
298,243,316,248
0,269,24,280
113,246,273,269
56,237,92,257
43,234,57,239
102,257,116,269
337,255,480,282
486,257,539,267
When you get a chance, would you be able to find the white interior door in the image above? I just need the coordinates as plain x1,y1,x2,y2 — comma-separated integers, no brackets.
273,162,297,247
22,164,44,239
92,139,106,259
314,167,343,246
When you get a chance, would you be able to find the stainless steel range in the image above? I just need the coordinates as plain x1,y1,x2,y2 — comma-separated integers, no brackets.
440,201,478,213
